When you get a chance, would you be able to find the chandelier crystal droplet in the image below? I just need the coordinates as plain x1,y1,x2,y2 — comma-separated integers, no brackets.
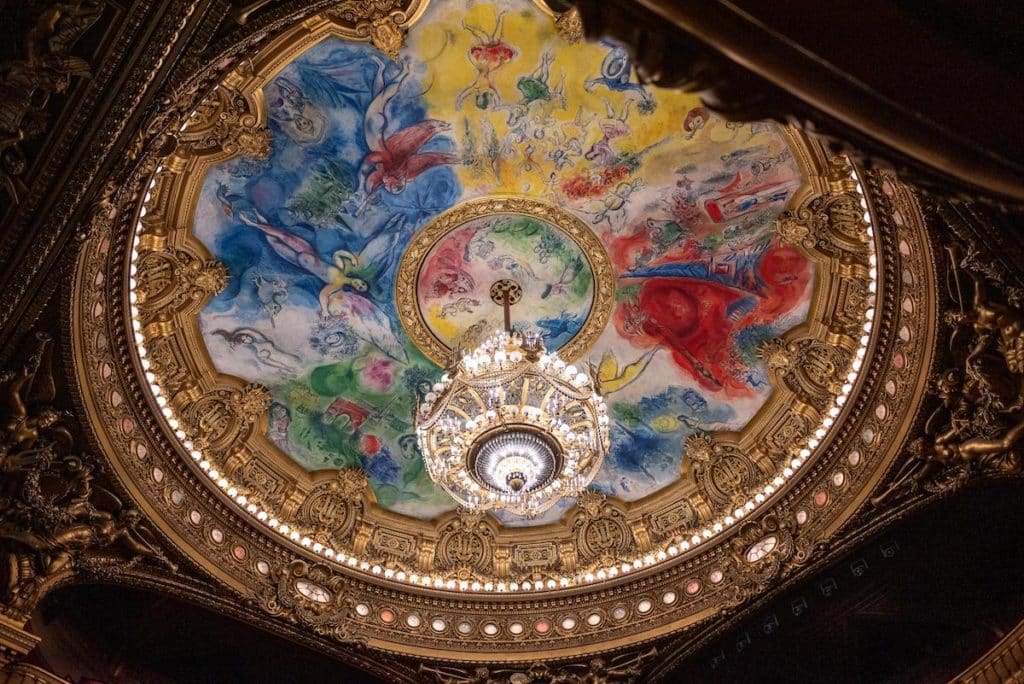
415,329,610,517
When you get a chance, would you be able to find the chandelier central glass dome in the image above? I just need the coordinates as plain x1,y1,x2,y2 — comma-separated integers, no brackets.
415,280,610,517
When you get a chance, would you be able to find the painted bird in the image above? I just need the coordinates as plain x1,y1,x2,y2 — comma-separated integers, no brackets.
589,349,657,395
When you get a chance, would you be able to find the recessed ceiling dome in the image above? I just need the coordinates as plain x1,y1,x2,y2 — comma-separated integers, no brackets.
69,0,936,668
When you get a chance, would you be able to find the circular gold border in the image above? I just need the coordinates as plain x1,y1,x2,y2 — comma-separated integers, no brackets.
395,195,615,365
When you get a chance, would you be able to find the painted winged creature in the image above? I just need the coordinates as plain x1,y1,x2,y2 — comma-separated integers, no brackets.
497,51,566,128
360,56,457,203
584,45,656,114
238,211,406,360
589,349,657,395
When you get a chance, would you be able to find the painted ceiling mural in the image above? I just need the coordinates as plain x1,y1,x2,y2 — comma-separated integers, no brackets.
193,0,812,524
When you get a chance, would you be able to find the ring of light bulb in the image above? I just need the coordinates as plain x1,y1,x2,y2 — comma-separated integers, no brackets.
128,154,879,594
473,429,558,494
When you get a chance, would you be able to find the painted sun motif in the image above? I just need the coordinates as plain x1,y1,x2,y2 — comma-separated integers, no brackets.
191,0,813,525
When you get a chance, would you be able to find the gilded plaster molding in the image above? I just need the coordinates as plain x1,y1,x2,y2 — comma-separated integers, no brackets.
58,2,940,670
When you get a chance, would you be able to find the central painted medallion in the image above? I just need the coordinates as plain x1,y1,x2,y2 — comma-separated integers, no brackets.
397,196,613,365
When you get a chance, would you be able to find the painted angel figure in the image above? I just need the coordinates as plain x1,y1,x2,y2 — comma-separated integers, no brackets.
359,56,457,203
239,212,406,360
455,11,518,110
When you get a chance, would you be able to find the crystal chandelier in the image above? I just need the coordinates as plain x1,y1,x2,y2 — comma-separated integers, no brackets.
415,280,610,517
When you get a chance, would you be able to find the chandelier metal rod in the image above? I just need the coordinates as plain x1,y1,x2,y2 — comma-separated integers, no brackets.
502,290,512,334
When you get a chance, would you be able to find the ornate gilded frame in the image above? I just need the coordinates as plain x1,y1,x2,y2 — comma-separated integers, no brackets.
69,2,936,663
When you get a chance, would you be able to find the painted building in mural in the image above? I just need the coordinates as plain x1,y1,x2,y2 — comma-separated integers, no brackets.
192,0,811,524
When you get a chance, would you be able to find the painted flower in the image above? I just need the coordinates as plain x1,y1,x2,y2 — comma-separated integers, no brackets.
360,358,394,392
360,434,381,456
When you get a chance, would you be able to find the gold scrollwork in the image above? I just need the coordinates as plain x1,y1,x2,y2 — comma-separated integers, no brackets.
571,492,634,567
512,541,558,575
554,8,584,45
727,515,795,595
435,509,496,579
297,469,368,544
134,243,229,324
63,0,931,654
759,337,851,411
0,0,104,206
686,434,761,507
773,190,873,266
327,0,428,58
178,384,269,454
260,560,360,643
369,527,417,561
174,86,270,160
0,357,177,623
647,500,699,542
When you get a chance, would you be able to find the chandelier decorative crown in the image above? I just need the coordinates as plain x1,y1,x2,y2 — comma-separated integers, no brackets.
415,280,610,517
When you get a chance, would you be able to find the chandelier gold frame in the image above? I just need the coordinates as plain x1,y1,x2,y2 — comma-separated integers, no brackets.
416,330,611,516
